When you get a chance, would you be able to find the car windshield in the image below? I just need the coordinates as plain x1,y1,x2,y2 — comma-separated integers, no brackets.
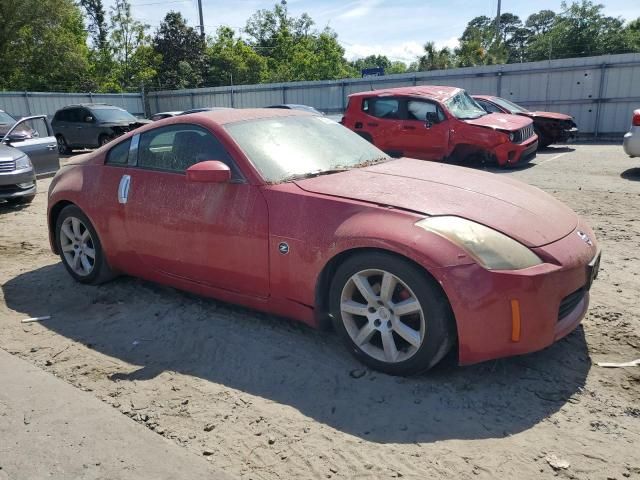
92,107,137,123
0,111,16,125
491,97,530,113
225,116,390,183
445,92,487,120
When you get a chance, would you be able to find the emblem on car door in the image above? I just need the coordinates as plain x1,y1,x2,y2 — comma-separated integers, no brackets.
576,230,593,246
278,242,290,255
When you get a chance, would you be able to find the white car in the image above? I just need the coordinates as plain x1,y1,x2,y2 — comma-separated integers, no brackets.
623,109,640,157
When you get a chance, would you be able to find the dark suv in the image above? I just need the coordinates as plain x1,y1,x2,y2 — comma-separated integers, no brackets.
52,104,150,154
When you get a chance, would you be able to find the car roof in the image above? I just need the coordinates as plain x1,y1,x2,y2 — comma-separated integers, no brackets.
349,85,462,102
472,95,496,101
176,108,311,125
60,103,121,109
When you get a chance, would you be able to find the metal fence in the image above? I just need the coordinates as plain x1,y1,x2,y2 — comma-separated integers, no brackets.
3,53,637,136
0,91,145,119
148,52,640,136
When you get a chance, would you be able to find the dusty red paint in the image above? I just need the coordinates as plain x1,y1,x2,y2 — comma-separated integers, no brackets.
48,110,598,366
343,87,538,166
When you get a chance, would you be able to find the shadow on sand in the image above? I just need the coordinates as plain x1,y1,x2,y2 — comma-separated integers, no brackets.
3,263,591,444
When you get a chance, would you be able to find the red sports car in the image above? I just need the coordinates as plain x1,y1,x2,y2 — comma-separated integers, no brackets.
47,109,600,375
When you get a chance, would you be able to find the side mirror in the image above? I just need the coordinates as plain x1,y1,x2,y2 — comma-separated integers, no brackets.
425,111,439,128
186,161,231,183
85,116,94,123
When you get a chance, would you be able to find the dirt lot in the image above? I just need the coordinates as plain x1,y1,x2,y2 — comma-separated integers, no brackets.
1,144,639,480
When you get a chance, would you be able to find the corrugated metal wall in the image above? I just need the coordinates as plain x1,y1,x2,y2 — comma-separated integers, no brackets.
0,92,144,119
148,53,640,135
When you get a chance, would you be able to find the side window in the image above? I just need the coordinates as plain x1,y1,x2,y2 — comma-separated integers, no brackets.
106,138,131,165
67,108,82,123
477,100,501,114
369,99,400,119
406,100,445,122
136,124,236,175
57,110,70,122
79,108,92,122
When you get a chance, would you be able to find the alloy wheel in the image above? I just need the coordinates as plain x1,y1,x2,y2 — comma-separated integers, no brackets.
59,216,96,276
340,269,425,363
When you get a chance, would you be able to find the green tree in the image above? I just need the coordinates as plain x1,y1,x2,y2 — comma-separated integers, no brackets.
206,27,267,86
626,18,640,50
525,10,556,35
0,0,90,91
153,11,207,89
244,1,355,82
108,0,157,91
527,1,631,60
417,42,455,71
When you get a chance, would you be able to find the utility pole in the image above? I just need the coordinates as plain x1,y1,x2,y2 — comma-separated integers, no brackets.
495,0,502,41
197,0,205,38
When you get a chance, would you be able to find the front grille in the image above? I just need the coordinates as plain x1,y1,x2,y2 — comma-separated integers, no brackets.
0,159,16,172
558,287,586,322
513,124,535,143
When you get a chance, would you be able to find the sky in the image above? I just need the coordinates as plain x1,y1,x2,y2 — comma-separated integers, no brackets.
108,0,639,63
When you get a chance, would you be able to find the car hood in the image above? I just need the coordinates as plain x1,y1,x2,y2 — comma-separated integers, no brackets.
294,158,577,248
517,111,573,121
463,113,532,131
0,144,26,161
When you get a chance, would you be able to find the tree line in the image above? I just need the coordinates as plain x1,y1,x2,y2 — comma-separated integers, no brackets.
0,0,638,93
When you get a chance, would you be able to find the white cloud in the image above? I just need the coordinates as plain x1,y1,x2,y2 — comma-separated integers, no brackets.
344,41,425,64
336,0,383,20
435,36,459,51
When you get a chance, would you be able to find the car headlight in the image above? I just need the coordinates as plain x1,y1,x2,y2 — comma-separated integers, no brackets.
415,216,543,270
508,132,515,142
15,154,32,170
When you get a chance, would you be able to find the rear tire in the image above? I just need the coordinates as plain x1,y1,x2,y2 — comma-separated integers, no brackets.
329,251,455,376
56,135,71,154
55,205,115,285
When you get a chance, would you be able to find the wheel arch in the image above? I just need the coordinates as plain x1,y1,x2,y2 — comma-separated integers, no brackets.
48,200,76,254
314,246,456,339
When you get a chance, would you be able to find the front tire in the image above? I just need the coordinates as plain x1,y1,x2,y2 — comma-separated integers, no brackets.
98,134,112,147
55,205,115,284
329,252,455,376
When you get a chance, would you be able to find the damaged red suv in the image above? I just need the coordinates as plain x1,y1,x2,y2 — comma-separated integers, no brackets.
342,86,538,167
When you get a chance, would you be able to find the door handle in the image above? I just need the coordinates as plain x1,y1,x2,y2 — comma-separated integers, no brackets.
118,175,131,204
367,123,379,127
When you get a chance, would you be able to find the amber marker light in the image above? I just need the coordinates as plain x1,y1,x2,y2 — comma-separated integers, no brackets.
510,299,521,342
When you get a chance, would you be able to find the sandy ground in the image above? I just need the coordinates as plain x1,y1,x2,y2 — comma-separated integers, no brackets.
1,144,639,480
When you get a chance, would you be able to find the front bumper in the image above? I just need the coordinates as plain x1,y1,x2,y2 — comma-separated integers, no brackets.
495,135,538,166
623,130,640,157
435,221,599,365
556,126,579,142
0,167,37,200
